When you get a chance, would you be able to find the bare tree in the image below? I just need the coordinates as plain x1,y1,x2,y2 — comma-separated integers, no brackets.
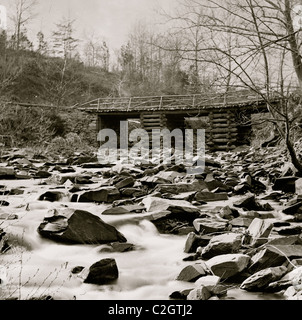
160,0,302,172
9,0,37,51
83,33,110,71
50,17,79,106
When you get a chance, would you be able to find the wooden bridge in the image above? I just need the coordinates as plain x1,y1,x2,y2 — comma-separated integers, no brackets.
79,91,281,151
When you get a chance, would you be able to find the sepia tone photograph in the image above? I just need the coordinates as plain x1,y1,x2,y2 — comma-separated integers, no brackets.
0,0,302,304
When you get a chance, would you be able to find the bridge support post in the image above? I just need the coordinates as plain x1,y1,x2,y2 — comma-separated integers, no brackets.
206,110,238,151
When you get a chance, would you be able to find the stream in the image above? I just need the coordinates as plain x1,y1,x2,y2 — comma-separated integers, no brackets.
0,165,287,301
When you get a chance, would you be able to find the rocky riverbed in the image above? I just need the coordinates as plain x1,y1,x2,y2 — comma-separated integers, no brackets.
1,145,302,300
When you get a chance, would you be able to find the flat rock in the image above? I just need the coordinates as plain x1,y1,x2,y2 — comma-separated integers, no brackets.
98,242,135,253
248,246,288,274
273,176,298,193
230,217,254,228
142,197,200,214
72,187,120,203
115,177,135,190
176,263,207,282
240,266,288,291
155,180,207,195
205,179,232,192
34,170,52,179
170,192,197,201
282,202,302,215
121,188,146,197
38,208,127,244
193,218,229,234
275,226,302,236
233,194,271,211
206,254,251,280
201,233,243,259
267,245,302,259
195,191,228,202
0,167,15,179
267,236,302,246
186,286,212,300
194,275,221,291
268,266,302,292
101,206,132,215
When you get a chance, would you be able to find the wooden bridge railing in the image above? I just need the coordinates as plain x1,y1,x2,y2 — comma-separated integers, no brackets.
79,91,282,113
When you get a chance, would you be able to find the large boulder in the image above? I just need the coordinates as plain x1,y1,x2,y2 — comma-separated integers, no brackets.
37,208,127,244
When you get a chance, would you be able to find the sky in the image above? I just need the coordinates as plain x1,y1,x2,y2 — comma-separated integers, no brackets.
0,0,176,51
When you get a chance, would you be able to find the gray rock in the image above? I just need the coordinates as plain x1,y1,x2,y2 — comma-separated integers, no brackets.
272,176,298,193
230,217,254,228
187,286,212,300
194,275,220,290
206,254,251,280
72,186,120,203
275,226,302,236
176,263,207,282
0,167,15,179
268,266,302,292
240,266,288,291
267,235,302,246
38,208,127,244
218,206,239,220
155,180,207,195
195,191,228,202
84,258,119,285
184,232,212,253
193,218,229,234
115,177,135,190
242,218,273,247
295,178,302,195
101,206,132,215
248,246,288,274
142,197,200,214
201,233,243,259
38,191,68,202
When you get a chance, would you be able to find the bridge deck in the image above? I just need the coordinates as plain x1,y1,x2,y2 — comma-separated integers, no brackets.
79,92,280,114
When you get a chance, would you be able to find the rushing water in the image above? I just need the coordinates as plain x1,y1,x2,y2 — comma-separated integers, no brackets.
0,170,286,301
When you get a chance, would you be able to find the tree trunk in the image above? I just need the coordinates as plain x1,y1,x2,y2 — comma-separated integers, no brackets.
284,0,302,91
